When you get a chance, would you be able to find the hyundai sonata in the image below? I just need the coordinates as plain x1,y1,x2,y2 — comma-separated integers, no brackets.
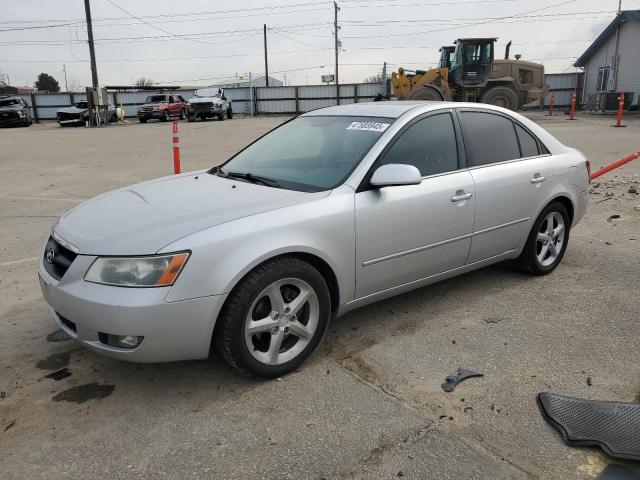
39,102,589,377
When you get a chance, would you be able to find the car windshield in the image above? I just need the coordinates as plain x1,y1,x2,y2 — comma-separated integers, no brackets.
145,95,167,103
193,88,221,98
74,102,88,109
0,98,20,107
216,116,393,192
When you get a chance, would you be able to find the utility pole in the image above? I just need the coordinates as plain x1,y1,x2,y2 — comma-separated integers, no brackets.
263,24,269,87
62,64,69,92
612,0,623,89
84,0,99,91
334,1,340,104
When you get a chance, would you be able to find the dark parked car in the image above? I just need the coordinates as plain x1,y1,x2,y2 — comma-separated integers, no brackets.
56,101,119,126
0,95,32,127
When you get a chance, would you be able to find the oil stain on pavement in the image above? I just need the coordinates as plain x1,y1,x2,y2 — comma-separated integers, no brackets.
52,384,115,404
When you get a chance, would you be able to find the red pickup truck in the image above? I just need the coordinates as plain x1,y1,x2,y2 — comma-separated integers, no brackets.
137,94,187,123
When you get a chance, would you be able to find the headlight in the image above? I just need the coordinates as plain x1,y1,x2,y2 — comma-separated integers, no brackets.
84,252,190,287
17,111,24,117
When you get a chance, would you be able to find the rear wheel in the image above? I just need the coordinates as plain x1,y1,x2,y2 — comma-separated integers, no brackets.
517,202,570,275
481,86,519,110
408,86,444,101
139,118,147,123
214,257,331,378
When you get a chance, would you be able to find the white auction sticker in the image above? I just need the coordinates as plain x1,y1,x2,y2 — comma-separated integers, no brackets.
346,121,390,132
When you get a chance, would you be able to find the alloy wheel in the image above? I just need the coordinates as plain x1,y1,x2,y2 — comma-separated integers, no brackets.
536,212,565,267
244,278,319,366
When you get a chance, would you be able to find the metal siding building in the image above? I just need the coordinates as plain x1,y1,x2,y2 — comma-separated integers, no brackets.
575,10,640,109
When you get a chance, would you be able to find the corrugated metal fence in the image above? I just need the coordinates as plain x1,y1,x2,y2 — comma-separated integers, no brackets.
20,83,386,120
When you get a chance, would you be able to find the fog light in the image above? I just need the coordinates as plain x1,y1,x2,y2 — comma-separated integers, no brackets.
99,333,144,349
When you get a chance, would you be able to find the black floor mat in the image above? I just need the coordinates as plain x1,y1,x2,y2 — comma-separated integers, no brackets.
538,392,640,461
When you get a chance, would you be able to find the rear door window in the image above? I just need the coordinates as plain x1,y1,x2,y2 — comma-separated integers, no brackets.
460,111,520,166
515,124,540,158
379,113,459,177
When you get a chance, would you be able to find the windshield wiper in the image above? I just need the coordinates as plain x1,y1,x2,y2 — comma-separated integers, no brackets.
217,169,282,188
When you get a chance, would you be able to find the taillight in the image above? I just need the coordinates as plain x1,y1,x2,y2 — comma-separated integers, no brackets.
585,160,591,180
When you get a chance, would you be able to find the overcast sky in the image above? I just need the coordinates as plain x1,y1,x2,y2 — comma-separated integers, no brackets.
1,0,639,89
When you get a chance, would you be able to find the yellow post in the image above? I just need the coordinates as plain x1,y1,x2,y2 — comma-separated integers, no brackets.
119,102,125,123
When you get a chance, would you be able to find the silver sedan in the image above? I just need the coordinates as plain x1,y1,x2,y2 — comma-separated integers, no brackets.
39,102,589,377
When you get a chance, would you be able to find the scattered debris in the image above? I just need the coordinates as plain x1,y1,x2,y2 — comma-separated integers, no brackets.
605,242,612,246
629,187,638,194
483,317,505,324
0,391,5,399
587,377,593,387
463,406,473,413
3,420,15,432
607,214,621,222
397,471,405,477
451,340,457,345
441,368,484,393
538,392,640,461
44,368,71,381
51,383,115,404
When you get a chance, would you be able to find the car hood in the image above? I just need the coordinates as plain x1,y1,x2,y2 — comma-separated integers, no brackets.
54,171,328,255
189,97,222,104
0,105,24,112
57,106,87,114
141,103,166,108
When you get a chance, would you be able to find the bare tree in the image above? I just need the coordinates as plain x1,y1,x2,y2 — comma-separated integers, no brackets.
362,73,384,83
134,77,155,87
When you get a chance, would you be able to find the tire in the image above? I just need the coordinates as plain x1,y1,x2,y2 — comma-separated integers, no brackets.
187,114,195,122
408,86,444,101
226,106,233,119
481,86,519,110
517,201,571,275
179,109,186,120
139,118,147,123
218,111,224,121
163,110,170,121
214,257,331,378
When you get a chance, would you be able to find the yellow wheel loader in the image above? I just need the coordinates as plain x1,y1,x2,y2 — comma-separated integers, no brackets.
391,38,546,110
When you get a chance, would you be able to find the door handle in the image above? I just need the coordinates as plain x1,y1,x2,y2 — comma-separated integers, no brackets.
451,192,472,202
531,174,547,184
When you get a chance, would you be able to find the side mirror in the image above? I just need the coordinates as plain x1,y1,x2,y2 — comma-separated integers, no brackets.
370,164,422,188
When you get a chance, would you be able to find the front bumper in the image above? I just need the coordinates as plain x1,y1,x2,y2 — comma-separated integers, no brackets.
188,104,222,115
0,112,26,127
57,116,85,125
38,254,227,363
137,110,165,120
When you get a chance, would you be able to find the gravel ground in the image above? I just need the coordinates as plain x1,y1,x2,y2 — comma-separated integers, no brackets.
0,111,639,479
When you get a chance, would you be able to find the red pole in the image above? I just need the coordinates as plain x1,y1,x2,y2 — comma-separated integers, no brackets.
172,120,181,174
590,151,640,180
614,91,624,127
547,94,555,116
568,91,576,120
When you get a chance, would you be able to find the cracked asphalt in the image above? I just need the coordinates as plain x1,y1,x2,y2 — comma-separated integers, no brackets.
1,112,639,479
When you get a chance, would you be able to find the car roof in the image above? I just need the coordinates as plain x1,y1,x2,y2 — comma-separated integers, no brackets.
302,101,458,119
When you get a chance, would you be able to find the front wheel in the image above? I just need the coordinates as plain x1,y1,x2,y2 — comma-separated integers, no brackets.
226,106,233,119
214,257,331,378
179,109,186,120
162,110,170,121
217,111,224,121
517,202,570,275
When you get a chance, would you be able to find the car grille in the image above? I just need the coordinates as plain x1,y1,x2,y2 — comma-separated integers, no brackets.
191,102,213,109
43,236,78,281
0,111,19,120
57,112,83,121
140,106,155,112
